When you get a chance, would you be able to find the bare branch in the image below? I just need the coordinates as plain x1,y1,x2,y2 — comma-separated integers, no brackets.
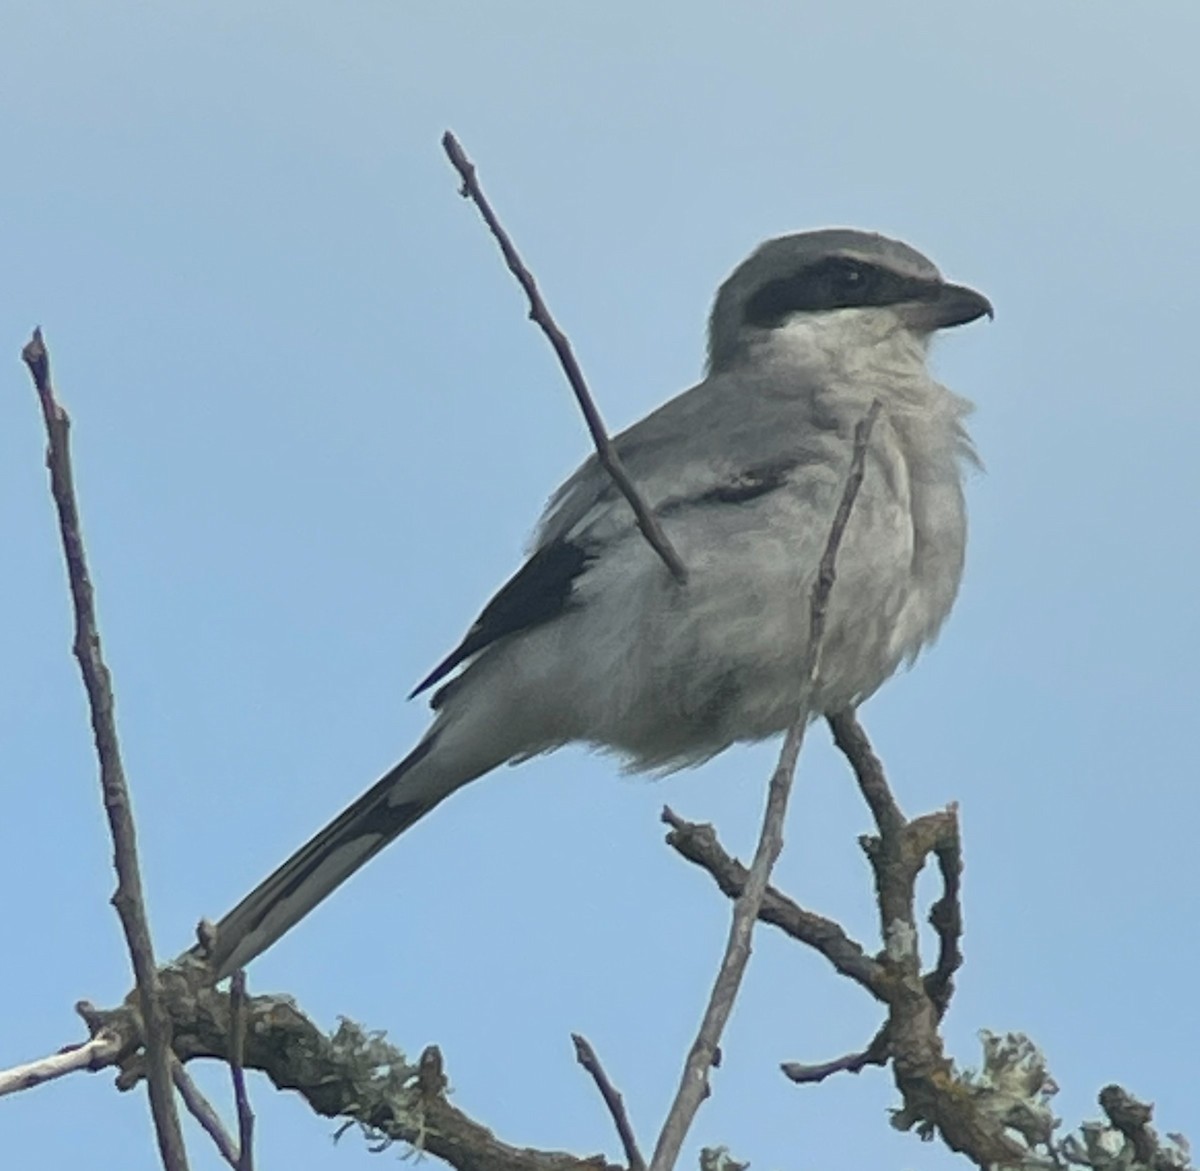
229,971,255,1171
826,707,904,840
441,130,688,585
780,1026,889,1085
925,808,964,1016
172,1059,240,1168
571,1034,645,1171
661,806,886,999
0,1033,124,1096
20,329,190,1171
647,401,882,1171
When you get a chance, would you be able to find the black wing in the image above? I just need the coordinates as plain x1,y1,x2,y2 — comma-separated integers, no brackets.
409,538,595,703
410,455,801,705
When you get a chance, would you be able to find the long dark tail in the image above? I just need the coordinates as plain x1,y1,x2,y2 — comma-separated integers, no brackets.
196,734,445,980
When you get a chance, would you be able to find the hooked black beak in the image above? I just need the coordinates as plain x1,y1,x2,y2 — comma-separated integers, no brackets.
901,280,994,333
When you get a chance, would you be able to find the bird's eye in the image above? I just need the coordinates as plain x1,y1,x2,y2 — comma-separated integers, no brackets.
740,257,891,329
827,259,870,295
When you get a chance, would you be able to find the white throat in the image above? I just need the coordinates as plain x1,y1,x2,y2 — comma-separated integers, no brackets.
757,308,931,386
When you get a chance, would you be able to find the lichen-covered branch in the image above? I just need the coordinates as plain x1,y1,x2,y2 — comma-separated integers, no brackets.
668,709,1193,1171
69,964,621,1171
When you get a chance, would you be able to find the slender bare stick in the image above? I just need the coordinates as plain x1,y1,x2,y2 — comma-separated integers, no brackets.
661,806,886,998
229,971,255,1171
571,1034,645,1171
172,1060,240,1169
780,1026,889,1085
647,401,882,1171
925,808,964,1015
826,708,904,839
441,130,688,585
20,329,190,1171
0,1033,124,1096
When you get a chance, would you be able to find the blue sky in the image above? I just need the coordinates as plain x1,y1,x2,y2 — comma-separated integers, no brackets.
3,3,1198,1168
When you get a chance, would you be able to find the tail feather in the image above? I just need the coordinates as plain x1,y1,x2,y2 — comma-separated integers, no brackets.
196,735,442,980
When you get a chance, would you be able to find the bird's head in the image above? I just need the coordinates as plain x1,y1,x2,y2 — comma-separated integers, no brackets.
706,229,992,376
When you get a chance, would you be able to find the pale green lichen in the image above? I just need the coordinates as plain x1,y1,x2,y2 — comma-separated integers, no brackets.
700,1145,749,1171
953,1031,1192,1171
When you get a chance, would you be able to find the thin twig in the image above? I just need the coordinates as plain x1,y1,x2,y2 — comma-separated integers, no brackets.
229,970,255,1171
20,329,190,1171
571,1034,645,1171
647,401,882,1171
826,707,905,840
828,706,914,934
810,402,884,673
172,1059,240,1168
661,806,886,999
441,130,688,585
780,1025,890,1085
0,1032,124,1096
925,807,964,1016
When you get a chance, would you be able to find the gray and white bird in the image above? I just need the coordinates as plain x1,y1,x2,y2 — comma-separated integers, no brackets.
202,228,991,979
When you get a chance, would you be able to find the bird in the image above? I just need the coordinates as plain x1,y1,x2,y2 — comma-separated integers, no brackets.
198,228,992,980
